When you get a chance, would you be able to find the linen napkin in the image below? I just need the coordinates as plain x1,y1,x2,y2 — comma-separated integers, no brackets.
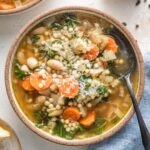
88,51,150,150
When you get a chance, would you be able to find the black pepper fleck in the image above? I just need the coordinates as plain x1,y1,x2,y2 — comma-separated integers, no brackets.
122,22,127,26
135,0,141,6
135,24,139,29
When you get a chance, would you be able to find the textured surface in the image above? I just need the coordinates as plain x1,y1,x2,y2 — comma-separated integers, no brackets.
0,0,150,150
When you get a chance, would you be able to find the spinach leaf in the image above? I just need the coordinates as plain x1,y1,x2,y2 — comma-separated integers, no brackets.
38,44,57,58
97,85,109,97
31,34,40,44
51,22,63,30
53,121,75,140
34,110,49,128
90,118,107,134
79,75,90,81
15,62,30,79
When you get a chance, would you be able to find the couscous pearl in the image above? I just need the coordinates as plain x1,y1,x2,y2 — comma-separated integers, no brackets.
77,104,82,108
38,83,43,88
66,128,70,132
44,101,50,106
61,119,64,123
87,103,92,108
68,102,73,106
49,104,54,108
56,105,61,109
64,124,67,128
49,98,54,103
51,117,57,122
69,28,73,32
65,120,69,124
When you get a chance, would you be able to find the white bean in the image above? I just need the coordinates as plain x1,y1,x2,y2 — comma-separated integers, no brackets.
32,27,47,35
27,57,38,69
47,59,65,71
17,51,26,65
36,96,46,104
48,110,63,117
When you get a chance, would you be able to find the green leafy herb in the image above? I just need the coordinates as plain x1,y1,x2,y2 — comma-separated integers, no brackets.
97,85,109,97
90,118,107,134
38,44,57,58
85,82,91,89
15,62,30,79
31,34,40,44
79,75,90,81
64,98,75,105
47,50,57,58
111,116,120,125
34,110,49,128
53,121,76,140
62,15,80,27
71,33,78,38
51,22,63,30
50,15,80,30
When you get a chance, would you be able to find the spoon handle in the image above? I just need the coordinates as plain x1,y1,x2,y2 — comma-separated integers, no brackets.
124,74,150,150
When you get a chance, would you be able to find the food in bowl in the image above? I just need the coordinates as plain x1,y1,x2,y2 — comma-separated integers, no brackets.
11,13,139,140
0,0,33,10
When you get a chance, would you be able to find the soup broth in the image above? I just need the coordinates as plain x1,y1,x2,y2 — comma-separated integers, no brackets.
12,13,139,140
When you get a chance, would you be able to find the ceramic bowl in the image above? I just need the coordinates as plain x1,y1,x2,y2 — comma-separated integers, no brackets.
5,6,145,145
0,0,42,15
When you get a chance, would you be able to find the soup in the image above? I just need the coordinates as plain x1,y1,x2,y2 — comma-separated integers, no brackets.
0,0,32,10
12,13,139,140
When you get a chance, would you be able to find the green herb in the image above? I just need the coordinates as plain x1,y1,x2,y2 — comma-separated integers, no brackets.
52,40,62,44
71,33,78,38
111,116,120,125
53,121,76,140
38,44,57,58
34,110,49,128
62,15,80,27
50,15,80,30
97,85,109,97
31,34,40,44
85,82,91,89
51,22,63,30
90,118,107,134
79,75,90,81
64,98,75,105
47,50,57,58
15,62,30,79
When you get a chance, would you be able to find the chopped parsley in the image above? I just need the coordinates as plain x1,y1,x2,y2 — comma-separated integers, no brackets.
97,85,109,97
31,34,40,44
15,62,30,79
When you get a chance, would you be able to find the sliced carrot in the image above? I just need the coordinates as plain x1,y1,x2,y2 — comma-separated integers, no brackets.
105,37,118,53
63,107,81,121
0,2,15,10
30,70,52,91
22,76,34,91
84,45,99,61
98,59,108,68
59,78,79,98
79,111,96,127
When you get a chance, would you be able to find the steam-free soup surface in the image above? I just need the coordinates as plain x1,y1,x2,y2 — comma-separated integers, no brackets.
12,13,139,139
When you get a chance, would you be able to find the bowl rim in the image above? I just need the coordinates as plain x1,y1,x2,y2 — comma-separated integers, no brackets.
5,6,145,146
0,0,42,15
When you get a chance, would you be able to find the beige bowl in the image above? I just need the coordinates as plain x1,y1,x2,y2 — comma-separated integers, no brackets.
5,6,145,146
0,0,42,15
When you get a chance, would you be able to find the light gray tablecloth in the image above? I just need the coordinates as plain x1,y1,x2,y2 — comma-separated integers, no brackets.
89,51,150,150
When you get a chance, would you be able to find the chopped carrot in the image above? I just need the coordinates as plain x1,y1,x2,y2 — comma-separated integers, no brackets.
59,78,79,98
84,45,99,61
105,37,118,53
63,107,81,121
30,70,52,91
22,76,34,91
98,59,108,68
79,111,96,127
0,2,15,10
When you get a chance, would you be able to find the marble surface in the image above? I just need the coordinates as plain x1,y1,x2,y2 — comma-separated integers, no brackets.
0,0,149,150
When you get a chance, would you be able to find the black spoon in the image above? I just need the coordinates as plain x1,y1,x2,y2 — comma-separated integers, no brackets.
109,28,150,150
